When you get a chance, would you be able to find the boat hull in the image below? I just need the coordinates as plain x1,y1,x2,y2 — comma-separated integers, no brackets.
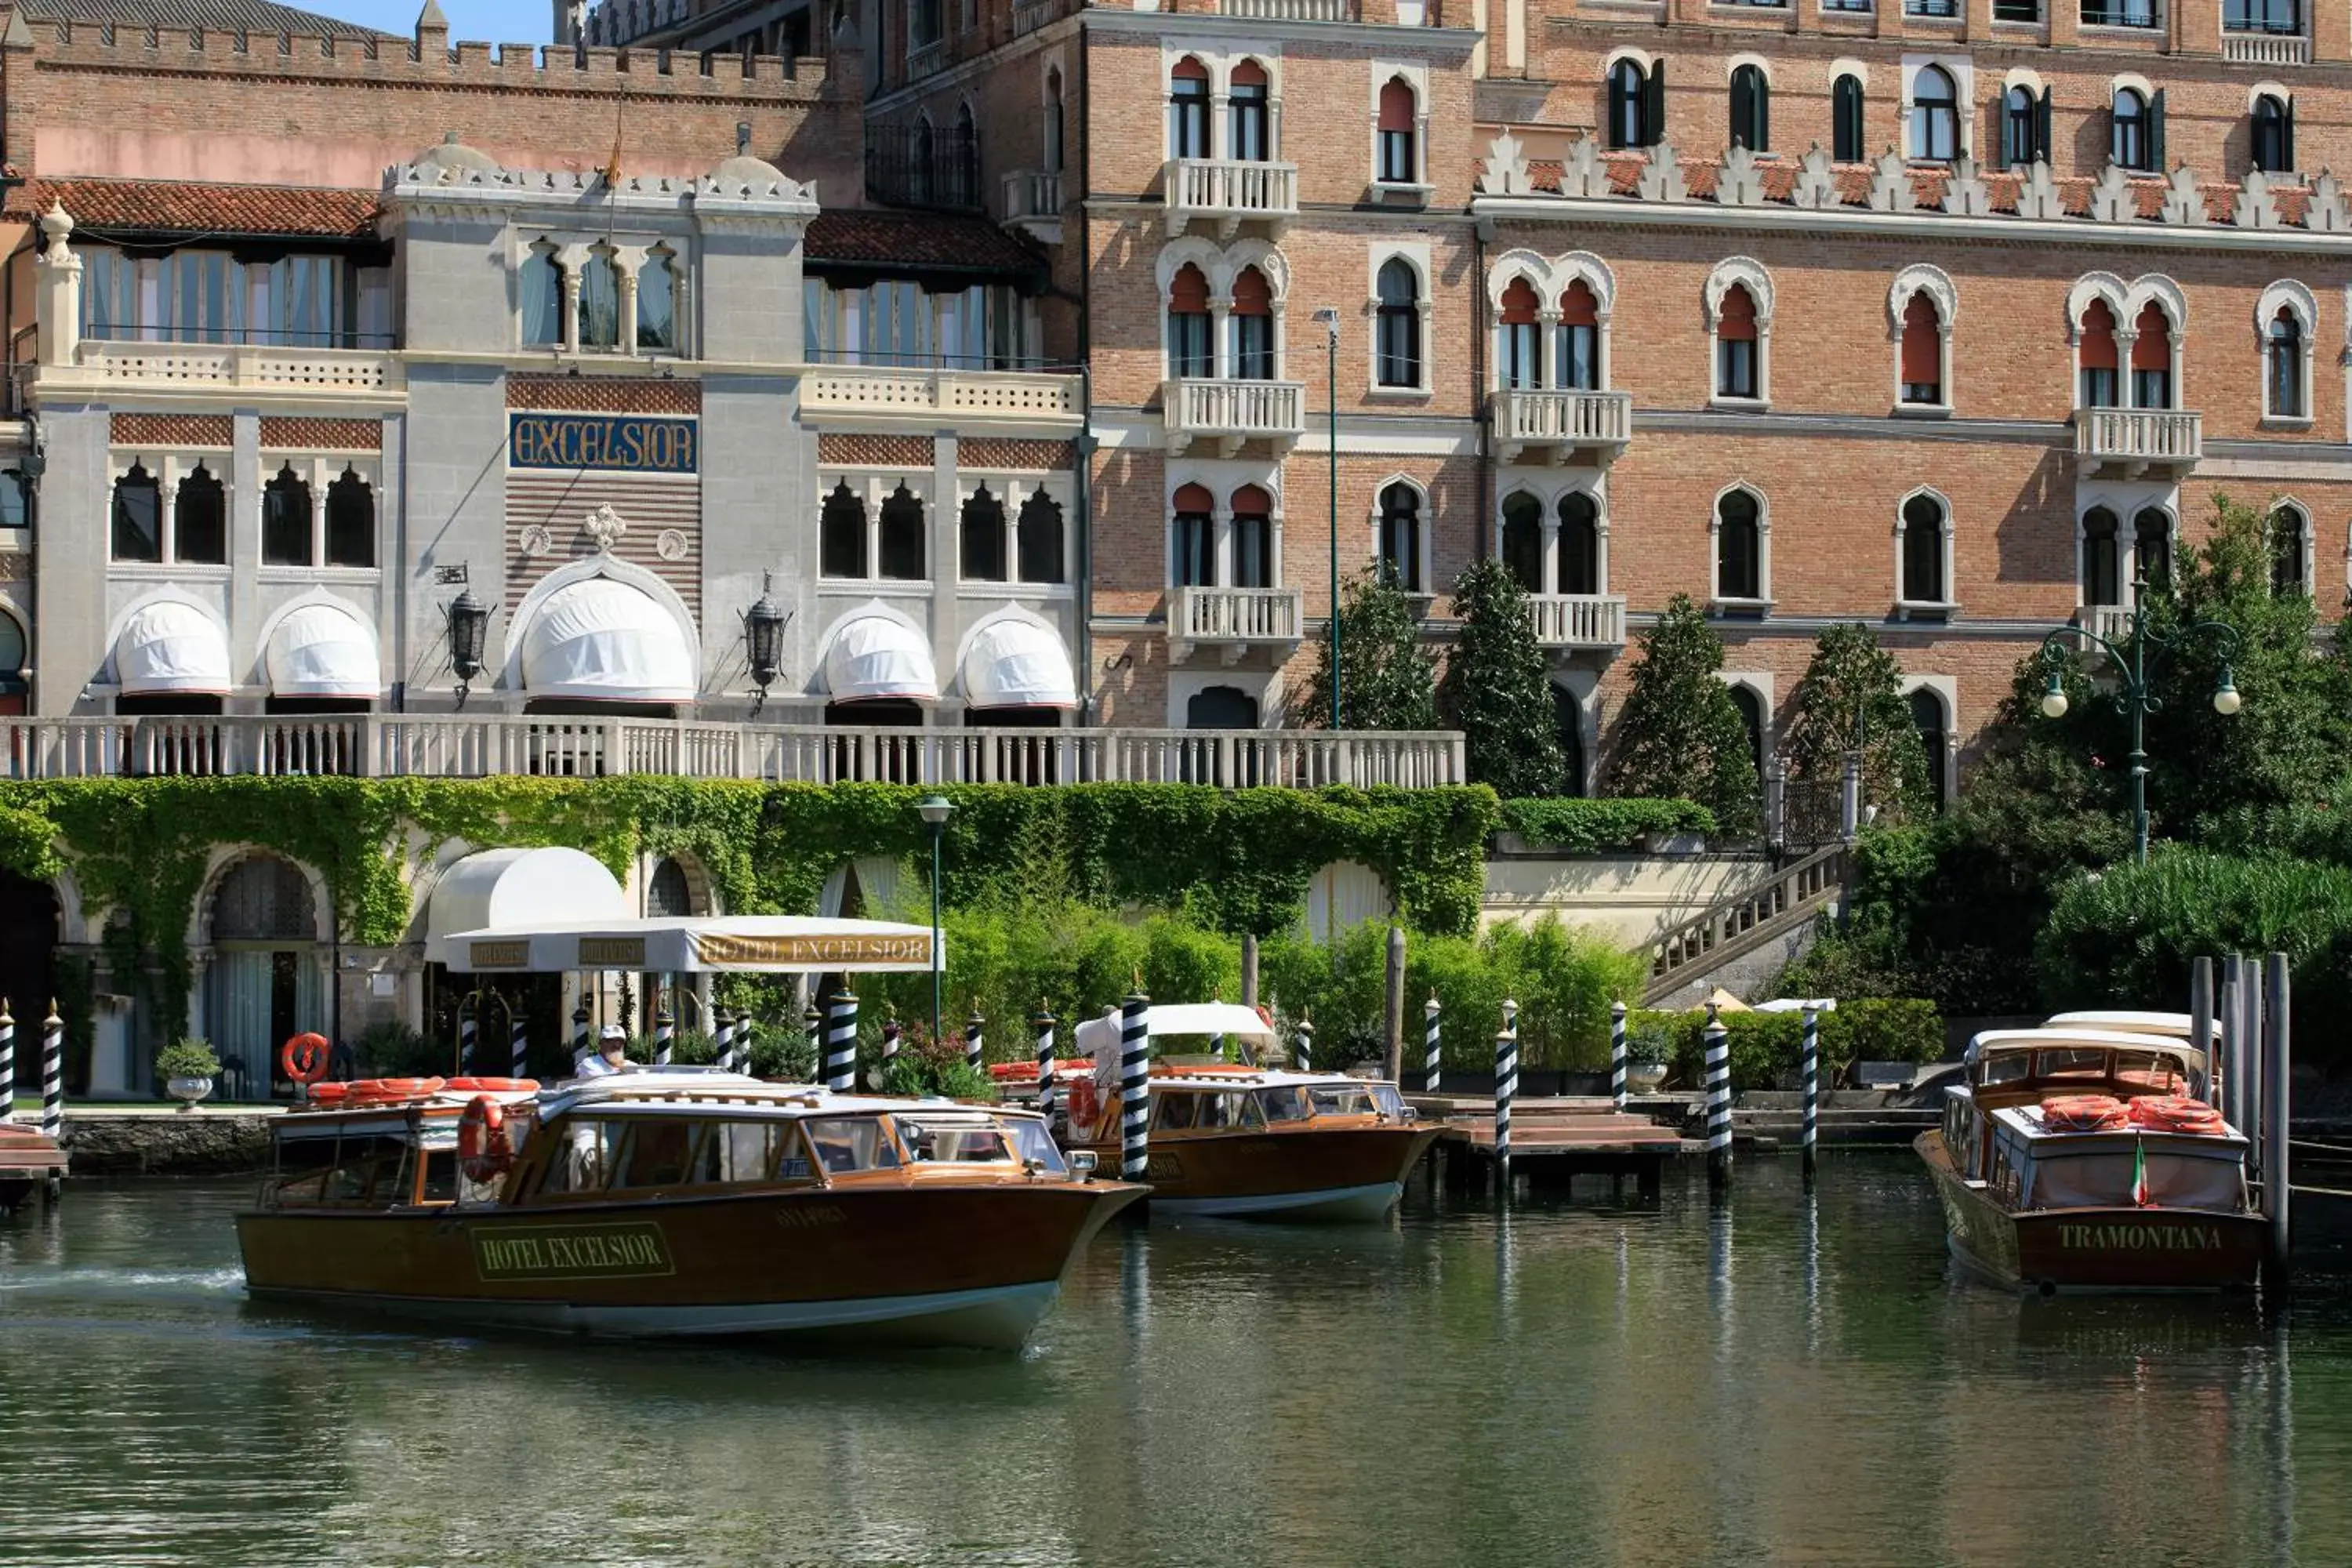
1093,1124,1443,1223
235,1179,1143,1351
1916,1131,2264,1293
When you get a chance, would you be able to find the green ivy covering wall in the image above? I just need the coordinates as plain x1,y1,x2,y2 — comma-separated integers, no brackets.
0,779,1506,1040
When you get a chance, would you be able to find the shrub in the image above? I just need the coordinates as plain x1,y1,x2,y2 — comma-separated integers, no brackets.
1605,594,1762,837
154,1039,221,1080
1635,997,1943,1091
1497,797,1715,852
1301,570,1441,732
1439,558,1567,799
354,1021,444,1078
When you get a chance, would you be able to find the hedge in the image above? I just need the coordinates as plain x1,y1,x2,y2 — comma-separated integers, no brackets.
1630,997,1944,1091
1496,797,1715,853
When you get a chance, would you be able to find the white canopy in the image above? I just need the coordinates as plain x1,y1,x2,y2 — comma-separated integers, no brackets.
823,615,937,703
2045,1010,2220,1040
264,603,379,698
1073,1002,1276,1060
521,578,697,703
960,619,1076,710
1967,1026,2206,1076
423,847,630,965
437,914,938,975
114,601,230,695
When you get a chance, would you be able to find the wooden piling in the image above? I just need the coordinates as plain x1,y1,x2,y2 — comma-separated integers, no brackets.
1494,999,1519,1198
1610,1000,1628,1113
570,1000,594,1077
2188,956,2213,1105
1801,1002,1820,1184
823,989,858,1093
1423,993,1442,1094
40,1000,64,1143
1383,925,1407,1085
654,1004,675,1069
1704,1003,1731,1188
1120,989,1151,1181
510,1011,528,1080
2266,953,2292,1279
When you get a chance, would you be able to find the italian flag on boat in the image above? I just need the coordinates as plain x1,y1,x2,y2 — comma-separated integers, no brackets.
2132,1135,2152,1207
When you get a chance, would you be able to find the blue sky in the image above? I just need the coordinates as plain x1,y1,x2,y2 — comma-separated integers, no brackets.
326,0,556,44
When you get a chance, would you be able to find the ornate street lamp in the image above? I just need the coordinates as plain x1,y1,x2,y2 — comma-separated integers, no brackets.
2036,575,2241,864
916,793,953,1046
741,572,788,715
446,586,489,706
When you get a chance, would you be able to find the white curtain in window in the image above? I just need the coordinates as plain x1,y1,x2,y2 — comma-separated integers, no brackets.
294,951,326,1042
803,278,830,359
637,253,676,350
579,254,621,348
521,248,564,346
207,951,274,1095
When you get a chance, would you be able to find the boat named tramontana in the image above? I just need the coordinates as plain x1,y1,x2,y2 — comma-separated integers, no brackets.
235,1068,1143,1349
1916,1024,2264,1294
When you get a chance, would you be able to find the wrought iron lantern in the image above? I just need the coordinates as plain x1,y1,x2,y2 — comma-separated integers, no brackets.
447,587,490,705
742,572,789,714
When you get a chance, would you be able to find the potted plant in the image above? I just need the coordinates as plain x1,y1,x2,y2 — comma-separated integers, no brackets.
1624,1018,1671,1094
155,1040,223,1111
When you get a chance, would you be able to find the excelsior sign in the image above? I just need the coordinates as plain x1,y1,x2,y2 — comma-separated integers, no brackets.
507,412,698,474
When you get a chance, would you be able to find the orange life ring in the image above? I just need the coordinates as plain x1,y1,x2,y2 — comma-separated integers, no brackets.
445,1076,539,1094
2126,1094,2228,1136
2041,1093,2129,1132
457,1094,514,1185
303,1082,351,1105
281,1032,331,1085
344,1076,446,1103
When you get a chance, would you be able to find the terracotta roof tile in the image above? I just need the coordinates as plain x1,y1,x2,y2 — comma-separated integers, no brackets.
8,177,379,238
20,0,389,40
805,209,1043,278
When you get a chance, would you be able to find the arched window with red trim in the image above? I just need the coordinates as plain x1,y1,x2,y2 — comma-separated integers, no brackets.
1558,280,1600,391
1900,292,1942,405
2131,301,2173,409
2078,299,2119,408
1230,59,1270,162
1377,77,1417,183
1173,481,1216,586
1717,284,1759,399
1231,483,1273,587
1170,56,1210,159
1499,277,1541,390
1230,265,1274,380
1168,263,1212,379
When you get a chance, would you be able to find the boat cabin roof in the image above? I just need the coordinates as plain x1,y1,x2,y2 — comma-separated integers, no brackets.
1966,1027,2205,1077
1073,1003,1277,1058
2042,1011,2220,1041
1148,1069,1393,1091
1988,1102,2246,1149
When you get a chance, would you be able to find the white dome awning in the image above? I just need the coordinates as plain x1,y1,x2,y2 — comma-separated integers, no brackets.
521,578,697,703
823,615,938,703
423,847,631,965
114,601,230,695
960,619,1076,710
265,604,380,698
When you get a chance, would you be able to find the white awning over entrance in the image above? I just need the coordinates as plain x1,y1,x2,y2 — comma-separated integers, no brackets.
1073,1002,1276,1058
960,619,1076,710
264,603,379,698
521,578,697,703
823,615,937,703
423,847,631,965
436,914,938,975
114,601,230,695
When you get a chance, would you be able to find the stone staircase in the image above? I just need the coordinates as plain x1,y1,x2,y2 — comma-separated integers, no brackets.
1641,841,1848,1007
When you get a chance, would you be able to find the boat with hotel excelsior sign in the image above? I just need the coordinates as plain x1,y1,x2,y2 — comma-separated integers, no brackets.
235,1069,1143,1349
1916,1025,2264,1294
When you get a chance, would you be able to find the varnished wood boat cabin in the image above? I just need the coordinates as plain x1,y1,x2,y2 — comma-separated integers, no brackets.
1917,1028,2264,1294
236,1069,1143,1349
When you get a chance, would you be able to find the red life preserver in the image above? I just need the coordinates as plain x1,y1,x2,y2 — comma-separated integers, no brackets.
303,1082,351,1106
281,1032,331,1085
2041,1094,2129,1132
457,1094,514,1185
2126,1094,2228,1137
344,1077,445,1104
446,1076,539,1094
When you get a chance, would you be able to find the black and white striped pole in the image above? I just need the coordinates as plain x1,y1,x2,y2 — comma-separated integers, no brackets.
807,1004,826,1083
569,1000,593,1079
1294,1011,1313,1075
966,1008,985,1074
1033,1006,1056,1122
1801,1002,1821,1184
712,1005,736,1075
1494,998,1519,1196
654,1004,675,1069
40,1000,64,1142
458,1002,477,1077
510,1011,529,1080
1423,993,1443,1094
0,999,14,1122
877,1010,900,1091
824,989,858,1094
1704,1002,1732,1189
1120,987,1151,1181
737,1014,758,1078
1610,1000,1628,1113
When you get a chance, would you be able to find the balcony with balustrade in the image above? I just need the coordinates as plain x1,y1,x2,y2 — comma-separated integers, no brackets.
1163,378,1305,456
34,339,404,412
0,713,1464,789
1526,594,1628,655
2075,407,2201,479
1166,159,1298,239
1167,585,1305,663
999,170,1064,244
1492,389,1633,466
799,366,1083,434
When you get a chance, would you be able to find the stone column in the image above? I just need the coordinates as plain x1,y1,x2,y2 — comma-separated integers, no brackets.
34,203,82,368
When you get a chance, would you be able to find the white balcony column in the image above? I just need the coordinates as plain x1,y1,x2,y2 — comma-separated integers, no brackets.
612,245,648,354
1212,504,1235,588
557,244,589,355
1537,307,1562,390
1210,297,1234,380
1270,510,1286,588
159,455,180,561
310,455,330,565
2114,329,2139,408
1595,517,1613,594
2168,332,2186,411
1210,92,1231,160
34,203,82,368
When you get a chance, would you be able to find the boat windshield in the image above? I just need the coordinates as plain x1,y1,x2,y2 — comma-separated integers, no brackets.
1370,1083,1406,1118
805,1117,902,1174
1007,1118,1067,1172
896,1116,1015,1164
1255,1086,1311,1123
2028,1150,2245,1212
537,1116,816,1197
2036,1047,2112,1080
1310,1083,1374,1116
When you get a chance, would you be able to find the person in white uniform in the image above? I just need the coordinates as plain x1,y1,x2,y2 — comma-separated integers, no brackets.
575,1022,633,1079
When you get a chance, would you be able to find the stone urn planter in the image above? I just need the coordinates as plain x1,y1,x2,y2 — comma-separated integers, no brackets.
1625,1062,1668,1094
165,1075,214,1112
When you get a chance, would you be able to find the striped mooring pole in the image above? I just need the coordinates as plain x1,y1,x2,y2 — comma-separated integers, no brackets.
40,999,64,1142
824,989,858,1094
1423,993,1443,1094
1120,988,1151,1181
1704,1002,1732,1188
458,1004,477,1077
712,1006,736,1075
877,1011,900,1091
1294,1012,1313,1075
1033,1007,1056,1122
1494,999,1520,1196
654,1004,675,1069
569,1000,593,1078
0,999,14,1123
736,1014,758,1079
807,1004,826,1082
966,1009,985,1074
1610,1000,1628,1113
1801,1003,1821,1183
510,1011,529,1080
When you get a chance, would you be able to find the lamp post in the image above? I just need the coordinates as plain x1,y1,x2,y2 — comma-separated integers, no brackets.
1313,304,1341,729
2036,575,2241,865
445,586,489,707
916,793,953,1046
740,572,788,716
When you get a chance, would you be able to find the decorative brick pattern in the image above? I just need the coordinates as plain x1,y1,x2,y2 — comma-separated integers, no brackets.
111,413,231,448
818,433,933,468
259,416,381,451
960,437,1075,472
507,376,702,416
505,474,701,625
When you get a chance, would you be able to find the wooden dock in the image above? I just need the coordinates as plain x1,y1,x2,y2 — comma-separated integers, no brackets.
1414,1096,1692,1195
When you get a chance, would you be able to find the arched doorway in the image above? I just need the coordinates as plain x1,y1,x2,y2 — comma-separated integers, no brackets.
1552,685,1588,797
203,855,326,1099
1184,686,1261,786
0,870,56,1100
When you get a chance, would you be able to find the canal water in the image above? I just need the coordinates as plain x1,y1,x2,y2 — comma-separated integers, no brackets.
0,1156,2338,1567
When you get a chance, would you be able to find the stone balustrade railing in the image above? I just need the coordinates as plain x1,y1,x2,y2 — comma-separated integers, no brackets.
1000,169,1063,223
1173,586,1305,645
1492,388,1634,460
1526,593,1627,649
1163,378,1306,452
2222,31,2309,64
800,366,1083,426
0,716,1465,789
56,341,402,396
2076,407,2203,471
1167,158,1299,234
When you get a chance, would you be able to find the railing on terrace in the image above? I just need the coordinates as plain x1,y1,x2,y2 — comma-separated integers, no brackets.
800,365,1082,424
1644,841,1848,1006
61,341,401,394
1492,388,1632,458
1000,169,1063,224
0,717,1465,789
1526,594,1626,649
1172,586,1304,645
1163,378,1307,451
2076,407,2203,473
2223,31,2309,62
1167,159,1299,234
1217,0,1358,16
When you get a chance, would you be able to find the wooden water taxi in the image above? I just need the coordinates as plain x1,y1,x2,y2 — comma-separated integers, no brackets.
0,1120,66,1210
235,1069,1143,1349
1917,1028,2264,1294
1043,1004,1442,1221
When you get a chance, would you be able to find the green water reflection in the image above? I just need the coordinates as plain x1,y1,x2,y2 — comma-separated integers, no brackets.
0,1156,2332,1566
